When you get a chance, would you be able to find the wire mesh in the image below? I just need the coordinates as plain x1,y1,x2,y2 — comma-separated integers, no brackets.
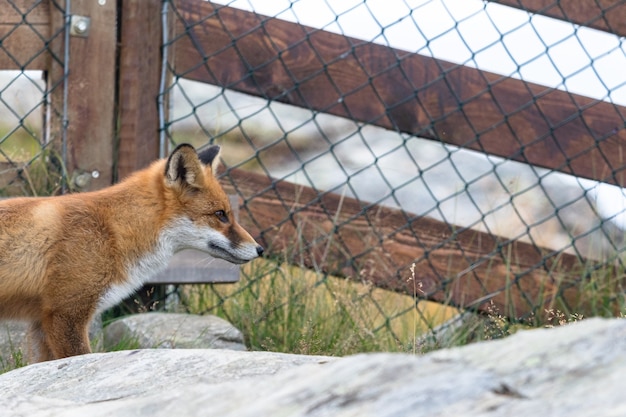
3,0,626,354
159,0,626,351
0,0,68,196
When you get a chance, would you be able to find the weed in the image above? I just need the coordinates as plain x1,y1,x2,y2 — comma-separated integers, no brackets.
0,325,27,375
0,348,26,375
177,258,457,356
100,332,142,353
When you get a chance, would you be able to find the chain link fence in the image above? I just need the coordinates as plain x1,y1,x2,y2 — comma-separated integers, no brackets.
0,0,68,196
160,0,626,351
2,0,626,354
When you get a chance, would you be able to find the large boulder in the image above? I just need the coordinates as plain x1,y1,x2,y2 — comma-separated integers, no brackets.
1,318,625,416
103,313,246,351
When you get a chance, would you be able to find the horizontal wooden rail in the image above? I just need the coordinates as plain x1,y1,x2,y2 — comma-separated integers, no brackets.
172,0,626,188
223,168,585,319
487,0,626,38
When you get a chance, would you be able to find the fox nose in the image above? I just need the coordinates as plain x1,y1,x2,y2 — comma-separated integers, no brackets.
256,246,264,257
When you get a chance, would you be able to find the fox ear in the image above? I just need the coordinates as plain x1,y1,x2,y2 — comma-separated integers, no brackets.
198,145,221,175
165,144,205,189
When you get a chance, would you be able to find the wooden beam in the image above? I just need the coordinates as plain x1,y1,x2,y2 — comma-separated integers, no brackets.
222,168,585,319
0,0,50,70
116,0,163,182
486,0,626,38
0,0,49,23
47,0,117,191
172,1,626,187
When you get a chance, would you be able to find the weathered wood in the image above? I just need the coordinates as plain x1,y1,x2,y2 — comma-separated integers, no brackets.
0,0,49,23
147,250,240,284
47,0,117,191
172,0,626,187
116,0,163,181
487,0,626,38
0,0,50,69
222,168,585,319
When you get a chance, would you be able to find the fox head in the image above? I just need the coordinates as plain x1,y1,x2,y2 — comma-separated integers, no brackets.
164,144,264,264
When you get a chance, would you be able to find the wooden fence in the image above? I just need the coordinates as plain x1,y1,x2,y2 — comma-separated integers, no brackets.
2,0,625,319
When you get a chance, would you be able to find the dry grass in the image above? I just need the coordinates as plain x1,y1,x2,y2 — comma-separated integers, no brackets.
179,258,460,356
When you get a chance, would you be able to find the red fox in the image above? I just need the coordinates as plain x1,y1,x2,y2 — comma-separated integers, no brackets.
0,144,263,362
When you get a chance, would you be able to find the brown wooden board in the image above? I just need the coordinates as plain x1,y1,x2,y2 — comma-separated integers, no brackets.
47,0,117,191
221,168,586,319
147,249,240,284
172,0,626,187
487,0,626,38
0,0,49,23
0,0,50,70
116,0,163,181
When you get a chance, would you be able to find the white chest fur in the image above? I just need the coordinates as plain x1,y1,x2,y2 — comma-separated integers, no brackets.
96,218,194,313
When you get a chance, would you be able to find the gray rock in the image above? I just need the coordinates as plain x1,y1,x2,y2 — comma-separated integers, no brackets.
103,312,246,351
0,322,27,366
0,318,102,365
1,318,626,416
0,349,335,416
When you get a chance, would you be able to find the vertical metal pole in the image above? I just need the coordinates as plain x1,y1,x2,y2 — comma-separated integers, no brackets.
158,0,170,159
159,0,179,311
61,0,71,193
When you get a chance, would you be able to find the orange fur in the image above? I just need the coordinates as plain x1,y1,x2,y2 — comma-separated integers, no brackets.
0,144,263,362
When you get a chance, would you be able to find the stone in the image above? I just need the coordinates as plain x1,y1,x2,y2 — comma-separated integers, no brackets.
103,312,246,351
0,322,28,366
0,317,103,365
0,349,335,416
1,318,626,416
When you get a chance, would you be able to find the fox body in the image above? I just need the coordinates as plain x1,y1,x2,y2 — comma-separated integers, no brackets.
0,144,263,362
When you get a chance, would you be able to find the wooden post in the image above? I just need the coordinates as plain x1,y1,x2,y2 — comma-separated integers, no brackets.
116,0,164,182
47,0,117,192
0,0,50,70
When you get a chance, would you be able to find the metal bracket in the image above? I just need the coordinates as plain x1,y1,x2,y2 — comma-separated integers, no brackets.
72,170,100,189
70,15,91,37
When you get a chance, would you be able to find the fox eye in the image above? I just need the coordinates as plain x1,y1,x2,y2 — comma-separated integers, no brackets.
214,210,228,223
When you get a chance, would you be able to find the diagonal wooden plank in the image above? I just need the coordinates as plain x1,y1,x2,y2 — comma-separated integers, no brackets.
486,0,626,38
222,168,586,320
171,0,626,187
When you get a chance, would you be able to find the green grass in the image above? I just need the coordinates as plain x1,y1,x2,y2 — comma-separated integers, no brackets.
0,129,624,370
0,343,26,375
0,126,65,197
3,254,623,376
177,253,626,356
100,333,142,353
179,259,460,356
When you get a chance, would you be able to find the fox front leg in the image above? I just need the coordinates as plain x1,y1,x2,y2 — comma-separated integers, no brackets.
41,310,93,360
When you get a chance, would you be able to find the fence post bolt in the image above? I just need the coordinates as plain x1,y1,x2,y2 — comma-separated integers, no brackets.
70,16,91,37
73,171,98,189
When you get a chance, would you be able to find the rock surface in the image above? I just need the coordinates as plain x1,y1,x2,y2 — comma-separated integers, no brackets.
0,318,103,365
1,318,625,416
103,312,246,351
0,313,243,366
0,322,27,364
